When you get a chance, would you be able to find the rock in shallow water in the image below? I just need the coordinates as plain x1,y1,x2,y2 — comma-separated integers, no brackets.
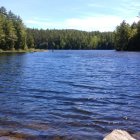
103,130,136,140
132,132,140,140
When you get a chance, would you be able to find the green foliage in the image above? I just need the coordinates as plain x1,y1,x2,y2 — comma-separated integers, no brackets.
0,6,7,16
90,36,100,49
26,32,35,48
28,29,114,50
4,19,17,50
115,21,131,50
0,14,6,49
115,20,140,51
14,21,27,50
0,6,139,51
0,6,31,51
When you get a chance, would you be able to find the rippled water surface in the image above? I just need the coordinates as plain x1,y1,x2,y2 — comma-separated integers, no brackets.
0,50,140,140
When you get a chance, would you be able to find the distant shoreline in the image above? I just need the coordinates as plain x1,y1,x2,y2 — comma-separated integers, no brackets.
0,49,48,53
1,49,140,54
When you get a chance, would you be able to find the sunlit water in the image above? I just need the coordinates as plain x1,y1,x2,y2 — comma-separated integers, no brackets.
0,50,140,140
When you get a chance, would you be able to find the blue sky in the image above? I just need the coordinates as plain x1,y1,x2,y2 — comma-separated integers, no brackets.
0,0,140,31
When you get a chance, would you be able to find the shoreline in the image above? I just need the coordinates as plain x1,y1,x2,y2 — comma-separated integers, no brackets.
0,49,48,53
0,129,139,140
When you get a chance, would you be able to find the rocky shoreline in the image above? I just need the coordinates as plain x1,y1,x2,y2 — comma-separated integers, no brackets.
104,130,140,140
0,130,140,140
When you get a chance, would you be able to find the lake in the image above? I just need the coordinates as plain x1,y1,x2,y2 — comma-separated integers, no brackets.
0,50,140,140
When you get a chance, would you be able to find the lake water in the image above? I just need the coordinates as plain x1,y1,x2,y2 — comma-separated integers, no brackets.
0,50,140,140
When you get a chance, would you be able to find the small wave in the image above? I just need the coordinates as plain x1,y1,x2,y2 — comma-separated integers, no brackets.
72,107,92,115
54,80,107,91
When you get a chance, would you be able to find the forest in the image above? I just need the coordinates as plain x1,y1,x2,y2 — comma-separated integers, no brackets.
0,6,140,51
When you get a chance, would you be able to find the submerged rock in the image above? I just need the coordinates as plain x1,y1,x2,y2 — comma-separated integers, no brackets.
103,130,136,140
132,132,140,140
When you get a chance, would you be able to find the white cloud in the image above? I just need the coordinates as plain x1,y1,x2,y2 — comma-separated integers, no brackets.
25,15,139,32
64,16,121,31
24,0,140,31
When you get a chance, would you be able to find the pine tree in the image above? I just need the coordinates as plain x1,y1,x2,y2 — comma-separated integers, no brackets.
27,32,35,48
4,19,17,50
115,21,131,51
0,14,6,50
14,17,27,50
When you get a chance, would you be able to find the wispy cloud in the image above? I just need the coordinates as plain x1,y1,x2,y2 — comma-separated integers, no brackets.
24,0,140,31
25,15,139,31
115,0,140,15
2,0,140,31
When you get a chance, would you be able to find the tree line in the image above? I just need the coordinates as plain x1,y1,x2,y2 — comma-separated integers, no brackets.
0,6,140,51
0,6,34,51
28,28,114,50
115,20,140,51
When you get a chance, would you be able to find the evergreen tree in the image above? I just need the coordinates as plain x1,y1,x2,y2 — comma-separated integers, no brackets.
26,32,35,48
0,6,28,51
115,21,131,51
4,19,17,50
14,18,27,50
0,14,6,50
0,6,7,16
0,6,139,51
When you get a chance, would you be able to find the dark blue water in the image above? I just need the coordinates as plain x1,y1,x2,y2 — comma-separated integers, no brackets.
0,50,140,140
